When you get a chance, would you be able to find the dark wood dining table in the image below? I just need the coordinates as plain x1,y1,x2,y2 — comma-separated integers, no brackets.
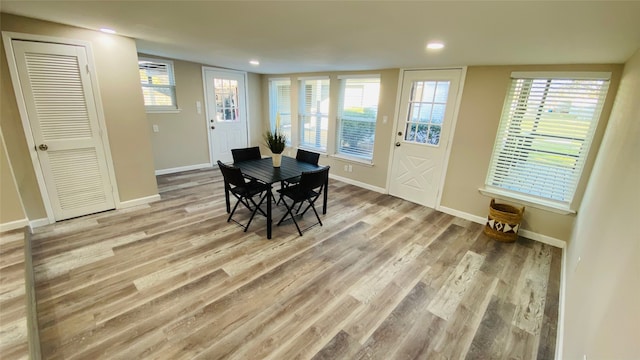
230,156,329,239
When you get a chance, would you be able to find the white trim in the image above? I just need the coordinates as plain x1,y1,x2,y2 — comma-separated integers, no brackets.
479,187,576,215
201,66,250,165
297,75,329,81
2,31,121,221
337,74,380,80
435,66,467,208
437,205,567,249
329,154,374,166
29,218,51,229
385,67,466,208
511,71,611,80
0,219,29,232
155,163,211,175
329,173,386,194
556,246,567,360
119,194,161,209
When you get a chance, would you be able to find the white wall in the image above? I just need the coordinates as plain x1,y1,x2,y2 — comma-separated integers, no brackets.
562,49,640,359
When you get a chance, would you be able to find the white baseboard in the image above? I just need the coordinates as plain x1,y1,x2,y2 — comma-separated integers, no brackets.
437,205,566,249
155,163,211,176
119,194,161,209
29,218,50,229
329,174,386,194
555,247,567,360
0,218,29,232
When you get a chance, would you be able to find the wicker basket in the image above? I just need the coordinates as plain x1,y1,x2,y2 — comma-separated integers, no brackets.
484,199,525,242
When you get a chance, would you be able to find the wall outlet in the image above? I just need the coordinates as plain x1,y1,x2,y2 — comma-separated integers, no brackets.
152,124,159,133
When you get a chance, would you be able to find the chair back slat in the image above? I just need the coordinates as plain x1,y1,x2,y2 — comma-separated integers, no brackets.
296,149,320,165
299,167,329,192
217,160,247,188
232,146,261,163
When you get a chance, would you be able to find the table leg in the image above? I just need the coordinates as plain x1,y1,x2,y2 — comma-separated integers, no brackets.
267,186,272,239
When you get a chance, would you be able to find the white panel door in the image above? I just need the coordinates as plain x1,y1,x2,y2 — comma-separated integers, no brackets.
203,68,248,163
389,69,462,208
12,40,115,220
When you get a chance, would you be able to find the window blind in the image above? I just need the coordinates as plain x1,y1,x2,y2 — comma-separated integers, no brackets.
269,78,291,143
138,58,177,109
337,77,380,160
299,78,330,152
486,74,610,205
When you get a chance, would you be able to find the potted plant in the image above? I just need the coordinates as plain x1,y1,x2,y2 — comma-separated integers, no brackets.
264,130,286,167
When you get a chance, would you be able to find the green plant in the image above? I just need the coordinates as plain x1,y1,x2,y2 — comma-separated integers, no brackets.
264,130,287,154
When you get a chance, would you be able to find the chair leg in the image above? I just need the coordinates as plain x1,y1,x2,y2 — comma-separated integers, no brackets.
244,192,267,232
276,198,302,236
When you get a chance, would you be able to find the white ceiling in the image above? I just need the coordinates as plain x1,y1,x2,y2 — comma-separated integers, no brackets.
2,1,640,74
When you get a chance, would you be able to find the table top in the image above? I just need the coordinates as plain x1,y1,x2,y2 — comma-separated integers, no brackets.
233,156,326,185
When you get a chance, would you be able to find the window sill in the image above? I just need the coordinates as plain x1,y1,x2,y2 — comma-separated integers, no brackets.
478,187,576,215
146,108,181,114
330,154,374,167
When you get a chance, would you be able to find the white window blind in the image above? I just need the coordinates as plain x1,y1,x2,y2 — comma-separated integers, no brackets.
299,78,330,152
337,76,380,160
486,73,610,206
269,78,291,144
138,58,177,110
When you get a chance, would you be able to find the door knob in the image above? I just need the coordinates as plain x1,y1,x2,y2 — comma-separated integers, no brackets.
38,144,48,151
395,142,401,147
397,131,403,136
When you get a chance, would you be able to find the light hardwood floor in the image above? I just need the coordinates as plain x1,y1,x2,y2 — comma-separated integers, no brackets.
29,168,561,359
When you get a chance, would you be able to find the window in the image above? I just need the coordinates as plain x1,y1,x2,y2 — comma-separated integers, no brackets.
269,78,291,144
405,80,449,145
299,78,330,152
213,78,239,122
336,76,380,161
138,58,177,110
485,72,610,209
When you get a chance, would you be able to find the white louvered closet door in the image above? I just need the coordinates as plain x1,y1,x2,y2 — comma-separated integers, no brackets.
12,40,115,220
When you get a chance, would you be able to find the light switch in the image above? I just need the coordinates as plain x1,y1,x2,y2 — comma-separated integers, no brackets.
383,115,388,124
152,124,159,133
196,101,202,114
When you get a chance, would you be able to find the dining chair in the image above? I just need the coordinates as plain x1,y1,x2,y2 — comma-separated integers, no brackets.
231,146,261,163
276,166,330,236
217,160,270,232
278,148,321,205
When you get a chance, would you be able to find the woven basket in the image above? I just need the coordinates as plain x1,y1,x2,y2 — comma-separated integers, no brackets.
484,199,525,242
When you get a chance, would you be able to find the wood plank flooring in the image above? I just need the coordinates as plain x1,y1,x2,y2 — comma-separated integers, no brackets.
0,229,29,359
29,168,561,359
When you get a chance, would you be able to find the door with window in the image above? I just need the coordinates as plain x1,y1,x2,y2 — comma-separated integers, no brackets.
10,40,116,220
203,68,248,163
389,69,462,208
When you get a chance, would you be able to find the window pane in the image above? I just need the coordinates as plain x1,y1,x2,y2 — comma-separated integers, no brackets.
403,80,447,146
269,79,291,144
138,58,177,108
337,77,380,160
300,79,330,151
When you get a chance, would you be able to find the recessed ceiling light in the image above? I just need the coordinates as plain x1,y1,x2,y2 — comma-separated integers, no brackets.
427,42,445,50
100,28,117,34
249,60,260,66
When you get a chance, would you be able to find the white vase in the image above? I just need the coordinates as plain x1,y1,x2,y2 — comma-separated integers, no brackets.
272,153,282,167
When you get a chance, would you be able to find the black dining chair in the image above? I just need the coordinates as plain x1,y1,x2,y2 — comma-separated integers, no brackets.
217,160,270,232
278,148,321,205
231,146,261,163
276,166,330,236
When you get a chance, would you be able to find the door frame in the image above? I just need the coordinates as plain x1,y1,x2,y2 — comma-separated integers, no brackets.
2,31,121,224
385,67,467,209
201,66,250,166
